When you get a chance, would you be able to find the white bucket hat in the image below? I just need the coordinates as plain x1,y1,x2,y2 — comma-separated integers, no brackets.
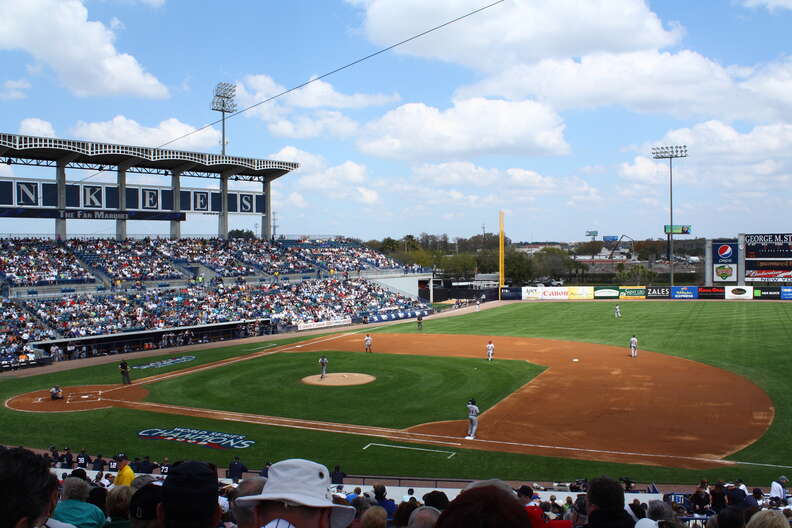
236,459,355,528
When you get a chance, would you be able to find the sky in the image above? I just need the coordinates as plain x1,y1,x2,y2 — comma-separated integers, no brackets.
1,0,791,242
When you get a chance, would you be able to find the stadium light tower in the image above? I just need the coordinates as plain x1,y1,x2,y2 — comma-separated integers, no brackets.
211,82,237,156
651,145,688,288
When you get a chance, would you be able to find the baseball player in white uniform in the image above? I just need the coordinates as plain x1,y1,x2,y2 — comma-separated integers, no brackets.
629,335,638,358
486,340,494,362
319,355,328,379
364,334,373,353
465,398,480,440
615,304,622,318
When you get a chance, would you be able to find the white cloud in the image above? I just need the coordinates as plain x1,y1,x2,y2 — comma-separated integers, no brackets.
284,77,399,109
109,17,125,31
412,162,558,192
359,97,569,160
71,115,220,150
0,79,31,100
287,192,308,208
619,156,666,185
459,51,792,122
138,0,166,6
268,146,326,173
19,118,56,137
268,110,359,139
0,0,168,98
348,0,680,72
742,0,792,10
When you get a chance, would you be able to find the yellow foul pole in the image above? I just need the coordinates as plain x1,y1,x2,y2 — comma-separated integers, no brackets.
499,210,505,300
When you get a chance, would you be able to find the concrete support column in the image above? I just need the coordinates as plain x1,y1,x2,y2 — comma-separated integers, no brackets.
116,167,127,241
218,171,231,239
738,233,746,285
262,178,272,240
55,160,67,240
704,238,713,286
170,171,181,239
429,273,434,304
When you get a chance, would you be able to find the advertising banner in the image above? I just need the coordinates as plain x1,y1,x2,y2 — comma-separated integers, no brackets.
522,286,543,300
712,242,738,264
698,286,725,299
754,286,781,300
585,230,598,237
646,286,671,299
603,236,619,242
745,264,792,282
664,225,692,234
541,287,569,300
619,286,646,300
671,286,699,299
713,264,737,282
567,286,594,300
782,287,792,300
500,287,523,300
594,286,620,299
725,286,753,300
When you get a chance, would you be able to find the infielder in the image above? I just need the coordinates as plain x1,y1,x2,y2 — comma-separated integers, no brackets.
319,355,328,379
486,340,494,362
465,398,480,440
615,304,622,318
364,334,373,353
629,335,638,358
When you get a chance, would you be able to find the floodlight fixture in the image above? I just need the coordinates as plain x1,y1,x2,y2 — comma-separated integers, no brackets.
211,82,237,156
650,145,689,288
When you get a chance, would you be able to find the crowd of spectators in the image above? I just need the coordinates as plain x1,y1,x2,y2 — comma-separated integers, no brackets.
11,278,424,343
0,239,96,286
157,239,258,277
4,445,792,528
229,239,316,276
0,300,53,360
65,239,185,282
297,245,400,272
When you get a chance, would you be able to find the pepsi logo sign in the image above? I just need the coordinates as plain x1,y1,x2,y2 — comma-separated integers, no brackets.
718,245,732,259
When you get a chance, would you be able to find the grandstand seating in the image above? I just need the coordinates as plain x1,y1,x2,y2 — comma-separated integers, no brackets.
64,239,185,282
0,239,96,286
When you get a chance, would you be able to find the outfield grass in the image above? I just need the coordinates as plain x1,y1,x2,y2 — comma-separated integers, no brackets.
2,301,791,483
143,352,542,428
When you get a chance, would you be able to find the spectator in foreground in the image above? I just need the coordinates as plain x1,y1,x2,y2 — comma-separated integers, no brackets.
231,477,267,528
393,500,419,527
106,485,134,528
422,491,450,512
717,506,746,528
746,509,788,528
361,506,387,528
436,485,531,528
770,476,788,503
236,458,355,528
0,447,59,528
584,476,635,528
159,461,220,528
129,483,162,528
52,477,107,528
408,506,441,528
373,484,397,519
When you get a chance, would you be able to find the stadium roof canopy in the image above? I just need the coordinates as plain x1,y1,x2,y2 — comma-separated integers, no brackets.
0,133,299,182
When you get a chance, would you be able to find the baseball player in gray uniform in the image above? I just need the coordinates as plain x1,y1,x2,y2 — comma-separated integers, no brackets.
364,334,373,353
319,355,328,379
629,335,638,358
486,340,494,362
465,398,480,440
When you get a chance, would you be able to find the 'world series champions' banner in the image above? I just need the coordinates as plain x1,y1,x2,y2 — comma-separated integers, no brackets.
137,428,255,449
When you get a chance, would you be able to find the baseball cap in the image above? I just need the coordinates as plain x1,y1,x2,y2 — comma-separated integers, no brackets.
515,485,533,497
162,461,219,522
236,459,355,528
130,483,163,521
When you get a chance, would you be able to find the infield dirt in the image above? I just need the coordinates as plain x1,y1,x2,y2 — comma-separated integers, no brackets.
7,332,773,469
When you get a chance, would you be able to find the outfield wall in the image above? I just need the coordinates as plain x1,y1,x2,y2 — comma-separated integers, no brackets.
501,285,792,301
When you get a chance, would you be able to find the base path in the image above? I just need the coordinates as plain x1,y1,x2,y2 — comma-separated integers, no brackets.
6,332,774,469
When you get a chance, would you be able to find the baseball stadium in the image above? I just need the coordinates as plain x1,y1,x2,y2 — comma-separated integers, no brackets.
3,2,792,527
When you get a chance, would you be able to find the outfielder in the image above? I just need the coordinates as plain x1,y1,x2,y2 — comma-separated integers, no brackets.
486,340,494,362
615,304,622,318
319,355,328,379
629,335,638,358
465,398,480,440
364,334,373,353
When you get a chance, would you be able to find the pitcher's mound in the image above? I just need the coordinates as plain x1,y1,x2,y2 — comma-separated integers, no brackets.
301,373,376,386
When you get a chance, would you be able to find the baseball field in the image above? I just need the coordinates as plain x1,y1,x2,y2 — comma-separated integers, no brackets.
3,300,791,484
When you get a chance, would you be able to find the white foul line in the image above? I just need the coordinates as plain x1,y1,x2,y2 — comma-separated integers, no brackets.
364,442,457,459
